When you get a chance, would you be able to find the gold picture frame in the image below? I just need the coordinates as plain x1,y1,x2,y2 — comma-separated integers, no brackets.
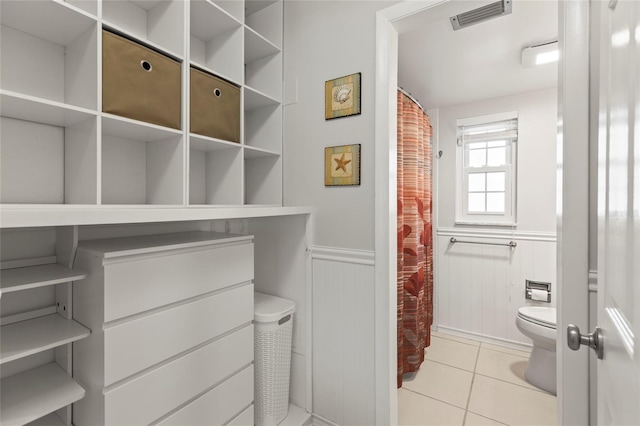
324,144,361,186
325,73,361,120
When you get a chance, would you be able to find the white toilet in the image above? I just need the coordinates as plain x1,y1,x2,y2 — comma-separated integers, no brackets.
515,306,557,395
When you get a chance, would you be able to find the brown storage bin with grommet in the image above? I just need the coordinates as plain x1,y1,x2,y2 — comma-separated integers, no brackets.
190,66,240,143
102,30,182,129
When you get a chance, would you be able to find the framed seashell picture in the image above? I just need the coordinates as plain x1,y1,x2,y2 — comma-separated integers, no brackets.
324,144,361,186
325,73,361,120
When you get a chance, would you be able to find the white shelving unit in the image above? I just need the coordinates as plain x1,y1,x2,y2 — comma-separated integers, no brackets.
0,259,89,425
0,314,90,364
0,0,283,208
0,264,86,294
0,363,86,426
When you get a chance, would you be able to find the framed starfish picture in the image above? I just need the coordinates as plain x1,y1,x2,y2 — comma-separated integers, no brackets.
324,144,361,186
325,73,361,120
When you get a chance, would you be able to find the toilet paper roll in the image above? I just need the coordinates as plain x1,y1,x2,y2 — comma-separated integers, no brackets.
530,288,549,302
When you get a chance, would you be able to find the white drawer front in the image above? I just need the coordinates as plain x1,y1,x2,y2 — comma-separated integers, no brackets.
105,325,253,426
103,242,253,322
157,365,253,426
228,404,254,426
104,284,253,386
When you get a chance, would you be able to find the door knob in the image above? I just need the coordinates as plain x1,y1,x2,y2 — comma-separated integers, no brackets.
567,324,604,360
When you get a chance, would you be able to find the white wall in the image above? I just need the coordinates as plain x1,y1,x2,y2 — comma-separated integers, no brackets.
283,1,399,423
436,88,558,233
433,88,558,344
283,0,398,251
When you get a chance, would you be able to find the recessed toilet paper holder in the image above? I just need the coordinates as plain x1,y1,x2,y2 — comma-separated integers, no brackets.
525,280,551,302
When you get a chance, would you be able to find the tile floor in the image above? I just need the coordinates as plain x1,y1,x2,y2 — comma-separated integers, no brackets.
399,331,557,426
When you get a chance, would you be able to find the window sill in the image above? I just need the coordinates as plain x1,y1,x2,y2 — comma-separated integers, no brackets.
455,221,517,227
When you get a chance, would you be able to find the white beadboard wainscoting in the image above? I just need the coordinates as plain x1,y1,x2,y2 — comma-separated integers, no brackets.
311,246,375,426
436,228,557,347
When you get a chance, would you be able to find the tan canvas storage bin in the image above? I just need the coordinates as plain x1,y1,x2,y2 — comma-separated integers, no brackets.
190,67,240,142
102,30,181,130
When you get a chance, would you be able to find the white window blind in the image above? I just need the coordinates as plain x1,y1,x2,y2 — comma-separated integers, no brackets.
456,113,518,225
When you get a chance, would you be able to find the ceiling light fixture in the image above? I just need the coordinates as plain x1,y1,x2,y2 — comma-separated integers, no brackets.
521,40,559,67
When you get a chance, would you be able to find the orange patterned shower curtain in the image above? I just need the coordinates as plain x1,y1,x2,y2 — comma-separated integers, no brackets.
397,90,433,388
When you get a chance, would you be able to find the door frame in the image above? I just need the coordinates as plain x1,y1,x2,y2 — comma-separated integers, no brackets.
374,1,591,424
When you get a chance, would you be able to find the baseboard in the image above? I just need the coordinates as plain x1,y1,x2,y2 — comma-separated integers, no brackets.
436,325,532,352
311,413,341,426
279,403,312,426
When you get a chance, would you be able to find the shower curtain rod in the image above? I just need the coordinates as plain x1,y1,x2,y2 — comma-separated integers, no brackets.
398,87,426,112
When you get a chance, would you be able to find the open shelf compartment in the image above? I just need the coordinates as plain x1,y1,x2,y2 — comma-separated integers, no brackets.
0,314,90,364
102,0,185,57
244,154,282,206
0,264,86,294
102,116,185,205
190,0,243,84
1,113,98,205
245,52,282,102
0,363,86,426
210,0,245,23
189,135,243,205
244,98,282,154
245,0,282,49
0,4,98,110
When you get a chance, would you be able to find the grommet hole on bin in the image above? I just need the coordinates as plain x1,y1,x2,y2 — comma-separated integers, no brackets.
278,314,291,325
140,60,152,72
213,88,222,97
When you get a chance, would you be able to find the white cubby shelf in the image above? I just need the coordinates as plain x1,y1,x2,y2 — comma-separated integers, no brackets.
0,256,90,425
0,314,90,364
102,0,185,58
0,0,284,210
0,363,86,426
0,263,86,294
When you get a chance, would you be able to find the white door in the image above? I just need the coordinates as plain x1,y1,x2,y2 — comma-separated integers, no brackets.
595,0,640,423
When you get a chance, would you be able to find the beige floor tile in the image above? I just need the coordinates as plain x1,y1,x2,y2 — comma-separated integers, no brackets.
480,342,531,358
402,360,473,408
464,412,508,425
468,375,557,426
398,388,466,426
475,348,538,391
432,331,481,346
425,336,479,372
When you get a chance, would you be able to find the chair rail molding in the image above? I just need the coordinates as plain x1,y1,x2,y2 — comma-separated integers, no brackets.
311,246,375,266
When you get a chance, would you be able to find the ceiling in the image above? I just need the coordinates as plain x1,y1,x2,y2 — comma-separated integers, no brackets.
397,0,558,110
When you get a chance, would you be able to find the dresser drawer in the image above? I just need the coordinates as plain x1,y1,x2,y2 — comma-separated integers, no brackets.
105,325,253,425
226,404,255,426
157,365,253,425
103,242,253,322
104,284,253,386
228,404,254,426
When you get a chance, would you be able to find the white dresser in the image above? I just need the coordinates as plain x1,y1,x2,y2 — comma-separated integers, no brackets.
72,231,254,425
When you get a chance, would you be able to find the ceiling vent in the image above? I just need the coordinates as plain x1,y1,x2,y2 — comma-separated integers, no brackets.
450,0,512,31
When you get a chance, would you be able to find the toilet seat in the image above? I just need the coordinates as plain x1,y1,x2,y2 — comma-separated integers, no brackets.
518,307,556,329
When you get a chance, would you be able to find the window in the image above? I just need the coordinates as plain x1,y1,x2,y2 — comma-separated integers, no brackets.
456,112,518,225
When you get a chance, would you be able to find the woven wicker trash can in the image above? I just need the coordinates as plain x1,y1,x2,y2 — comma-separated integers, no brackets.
254,292,296,426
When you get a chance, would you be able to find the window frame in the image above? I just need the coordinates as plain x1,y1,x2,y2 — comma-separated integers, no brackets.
455,111,518,226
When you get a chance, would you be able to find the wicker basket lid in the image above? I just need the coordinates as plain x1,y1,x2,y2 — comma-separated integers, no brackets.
254,292,295,323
